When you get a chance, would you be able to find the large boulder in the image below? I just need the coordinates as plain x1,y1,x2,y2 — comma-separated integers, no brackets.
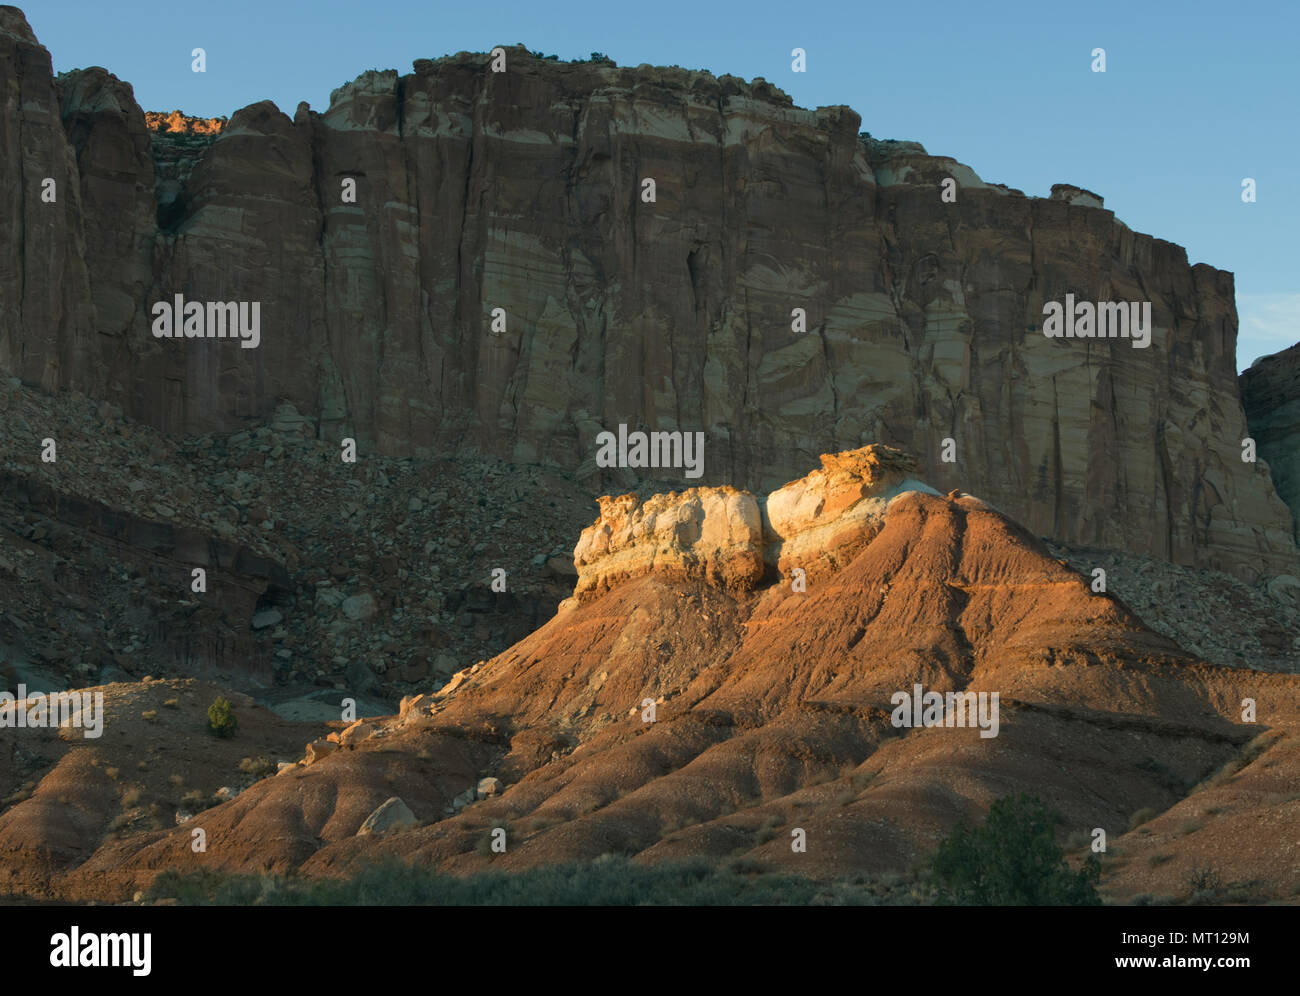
355,796,417,835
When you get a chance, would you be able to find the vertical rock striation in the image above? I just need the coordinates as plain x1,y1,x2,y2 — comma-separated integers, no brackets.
0,11,1294,576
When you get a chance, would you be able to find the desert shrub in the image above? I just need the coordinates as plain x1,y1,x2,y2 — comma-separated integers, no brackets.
1127,807,1158,831
180,789,215,813
238,756,277,779
754,813,783,844
927,794,1101,906
207,696,237,738
1063,829,1092,850
1192,733,1280,792
1187,867,1221,895
475,827,503,857
1204,805,1228,816
147,856,929,906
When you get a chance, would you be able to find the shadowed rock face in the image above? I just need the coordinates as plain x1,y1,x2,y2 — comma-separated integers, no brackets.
1242,343,1300,543
0,7,1295,576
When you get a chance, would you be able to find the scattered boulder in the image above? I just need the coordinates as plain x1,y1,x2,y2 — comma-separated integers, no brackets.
1267,574,1300,609
345,659,377,694
315,587,344,610
477,776,502,799
251,609,283,630
435,670,472,698
399,693,431,718
339,721,377,747
395,657,429,682
341,593,377,621
57,720,90,742
356,796,417,835
304,739,338,764
543,555,578,579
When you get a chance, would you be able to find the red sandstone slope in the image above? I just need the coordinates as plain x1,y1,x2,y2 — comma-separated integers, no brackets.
12,446,1291,903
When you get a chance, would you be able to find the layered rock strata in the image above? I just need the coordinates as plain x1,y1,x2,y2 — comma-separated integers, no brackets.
0,7,1295,576
573,444,940,596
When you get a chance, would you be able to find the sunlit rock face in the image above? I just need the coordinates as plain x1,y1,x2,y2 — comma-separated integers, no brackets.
762,445,939,582
574,486,764,598
574,445,942,596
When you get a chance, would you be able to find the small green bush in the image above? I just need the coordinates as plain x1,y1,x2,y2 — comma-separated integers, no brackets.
207,696,237,738
927,794,1102,906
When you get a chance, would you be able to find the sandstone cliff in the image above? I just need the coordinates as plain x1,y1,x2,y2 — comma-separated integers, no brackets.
143,110,225,136
0,6,1294,577
572,444,938,596
1242,343,1300,542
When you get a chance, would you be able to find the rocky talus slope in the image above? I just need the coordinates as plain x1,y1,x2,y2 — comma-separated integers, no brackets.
2,446,1296,904
0,379,589,706
0,5,1295,577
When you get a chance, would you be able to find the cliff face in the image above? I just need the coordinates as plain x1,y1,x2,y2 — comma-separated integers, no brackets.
0,6,1294,576
1242,343,1300,542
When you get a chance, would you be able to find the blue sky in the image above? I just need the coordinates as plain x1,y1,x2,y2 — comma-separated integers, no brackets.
29,0,1299,369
